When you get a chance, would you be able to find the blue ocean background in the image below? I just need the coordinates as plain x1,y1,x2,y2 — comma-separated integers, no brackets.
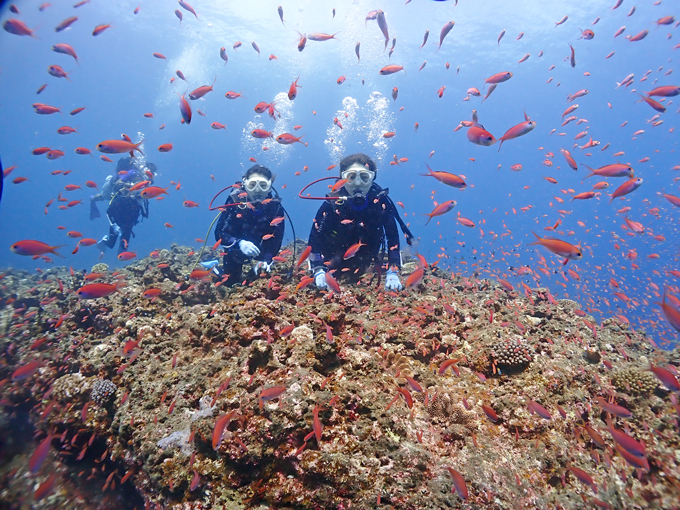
0,0,677,347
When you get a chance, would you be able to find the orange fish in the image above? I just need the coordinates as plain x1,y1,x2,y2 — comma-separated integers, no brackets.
92,24,112,36
251,129,273,139
158,143,173,152
140,186,169,199
419,164,466,188
288,76,301,100
4,18,38,37
406,267,424,288
379,65,404,75
183,200,199,208
11,240,64,257
343,241,366,260
96,139,143,156
275,133,306,146
423,200,456,225
76,280,126,298
497,111,536,151
528,231,582,264
189,77,216,100
118,251,136,261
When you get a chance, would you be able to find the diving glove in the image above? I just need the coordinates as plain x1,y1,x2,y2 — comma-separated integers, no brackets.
239,240,260,257
314,269,328,289
385,269,403,291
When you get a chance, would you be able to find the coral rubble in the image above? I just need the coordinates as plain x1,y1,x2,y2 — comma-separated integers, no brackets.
0,244,679,509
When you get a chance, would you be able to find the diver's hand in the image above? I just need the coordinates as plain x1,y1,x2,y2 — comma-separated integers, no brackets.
254,261,272,275
239,240,260,257
385,269,403,291
314,270,328,289
111,223,121,236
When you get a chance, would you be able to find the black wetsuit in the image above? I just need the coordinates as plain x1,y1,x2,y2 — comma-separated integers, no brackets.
308,184,401,275
103,192,149,253
214,189,285,285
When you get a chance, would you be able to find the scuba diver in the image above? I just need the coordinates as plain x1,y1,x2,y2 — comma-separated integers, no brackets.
90,157,153,254
307,153,412,291
211,165,285,287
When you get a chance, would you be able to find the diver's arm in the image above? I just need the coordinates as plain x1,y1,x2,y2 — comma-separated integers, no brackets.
214,197,239,245
383,202,402,269
308,202,332,272
259,206,285,263
92,175,115,202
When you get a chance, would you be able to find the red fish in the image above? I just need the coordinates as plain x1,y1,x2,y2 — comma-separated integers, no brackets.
406,268,424,288
251,129,273,139
55,16,78,32
485,71,513,84
308,32,339,41
343,241,366,260
276,133,306,146
76,280,126,298
645,85,680,97
657,292,680,333
30,431,56,474
258,385,286,410
96,139,143,156
52,43,79,63
140,186,169,198
437,21,455,51
446,467,468,500
594,397,631,418
11,240,64,257
467,111,496,146
158,143,173,152
178,92,192,124
92,24,112,36
12,360,44,381
212,410,237,449
179,0,198,19
288,77,301,100
3,19,38,37
609,177,643,203
379,65,404,75
423,200,456,225
528,231,582,263
297,246,312,268
650,364,679,392
312,404,323,442
497,111,536,151
189,77,216,100
419,164,466,188
325,272,341,293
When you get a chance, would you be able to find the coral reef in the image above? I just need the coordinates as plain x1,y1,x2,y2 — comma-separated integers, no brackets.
0,243,679,509
91,379,118,407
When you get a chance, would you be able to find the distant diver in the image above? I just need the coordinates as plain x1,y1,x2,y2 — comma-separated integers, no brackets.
90,157,154,255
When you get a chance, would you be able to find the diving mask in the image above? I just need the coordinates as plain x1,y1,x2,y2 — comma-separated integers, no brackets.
243,175,272,203
244,177,271,192
341,163,375,197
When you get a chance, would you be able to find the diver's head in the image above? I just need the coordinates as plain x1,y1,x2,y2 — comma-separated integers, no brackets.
117,157,142,183
339,153,377,201
243,164,274,203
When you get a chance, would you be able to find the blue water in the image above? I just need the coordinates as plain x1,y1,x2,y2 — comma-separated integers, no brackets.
0,0,678,346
